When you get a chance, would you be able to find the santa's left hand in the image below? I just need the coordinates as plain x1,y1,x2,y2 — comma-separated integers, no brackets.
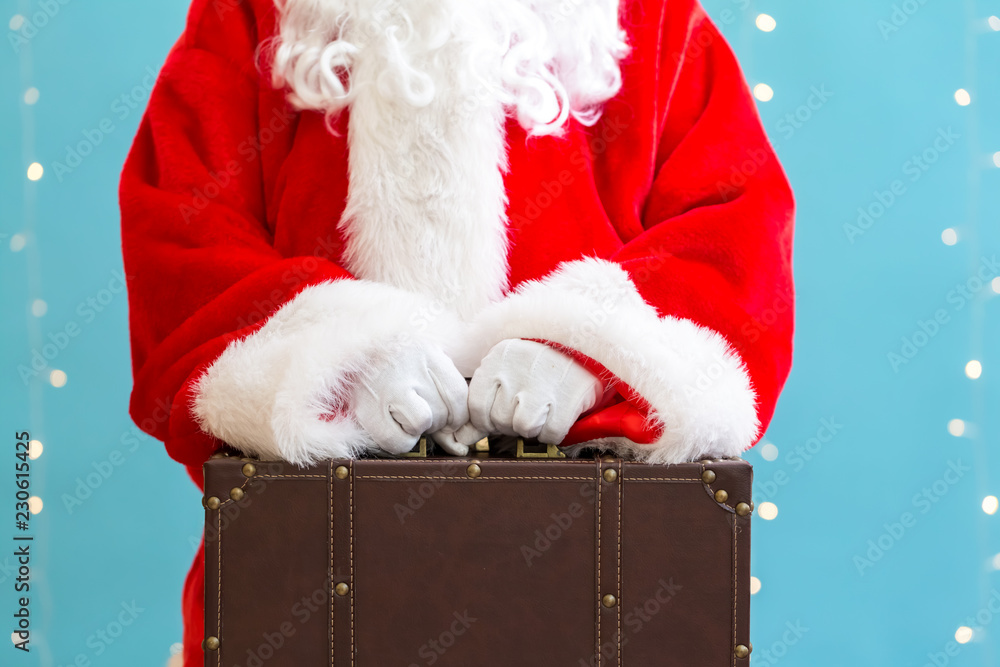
465,339,604,444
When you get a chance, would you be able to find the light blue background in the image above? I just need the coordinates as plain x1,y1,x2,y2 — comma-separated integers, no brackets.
1,1,998,665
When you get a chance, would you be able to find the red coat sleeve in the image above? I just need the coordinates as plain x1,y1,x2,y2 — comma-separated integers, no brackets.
469,0,795,463
120,0,462,470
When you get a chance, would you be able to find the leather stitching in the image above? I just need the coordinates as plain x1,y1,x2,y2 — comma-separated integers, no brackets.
256,474,327,478
355,476,596,481
350,464,355,666
617,459,622,665
596,458,601,664
732,516,738,667
217,511,222,667
329,461,334,667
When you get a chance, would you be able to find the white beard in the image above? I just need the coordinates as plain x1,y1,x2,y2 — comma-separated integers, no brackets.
269,0,628,319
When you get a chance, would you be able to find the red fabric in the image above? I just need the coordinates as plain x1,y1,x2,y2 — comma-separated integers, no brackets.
119,0,794,662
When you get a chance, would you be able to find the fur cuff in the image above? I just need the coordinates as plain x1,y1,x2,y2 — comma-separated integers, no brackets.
191,279,464,465
464,258,759,463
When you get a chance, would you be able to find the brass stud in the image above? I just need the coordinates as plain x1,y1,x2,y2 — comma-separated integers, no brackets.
466,463,482,479
204,636,220,651
603,469,618,483
702,469,717,484
735,644,751,659
241,463,256,478
714,489,729,503
335,582,350,596
601,594,618,608
230,487,245,501
335,466,349,480
205,496,221,510
736,502,752,517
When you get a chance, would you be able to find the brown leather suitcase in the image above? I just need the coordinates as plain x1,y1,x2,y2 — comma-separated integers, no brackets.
202,441,753,666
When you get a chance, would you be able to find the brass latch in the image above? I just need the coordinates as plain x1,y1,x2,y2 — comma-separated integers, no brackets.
516,438,566,459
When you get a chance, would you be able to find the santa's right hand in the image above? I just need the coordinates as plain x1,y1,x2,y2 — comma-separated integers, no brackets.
351,344,474,456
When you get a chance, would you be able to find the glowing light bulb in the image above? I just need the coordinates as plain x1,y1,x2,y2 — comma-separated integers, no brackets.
9,234,26,252
955,626,973,644
758,502,778,520
983,496,998,515
760,443,779,461
9,15,25,30
955,89,972,106
27,497,42,515
948,419,965,437
753,84,774,102
966,360,982,379
24,87,39,105
941,228,958,245
31,299,47,317
49,370,67,388
28,440,42,460
750,577,762,595
27,163,43,181
755,14,776,32
989,16,1000,31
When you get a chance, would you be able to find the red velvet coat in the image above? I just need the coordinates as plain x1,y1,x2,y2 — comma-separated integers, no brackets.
120,0,794,662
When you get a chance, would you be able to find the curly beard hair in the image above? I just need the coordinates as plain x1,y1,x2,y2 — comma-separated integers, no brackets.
267,0,628,135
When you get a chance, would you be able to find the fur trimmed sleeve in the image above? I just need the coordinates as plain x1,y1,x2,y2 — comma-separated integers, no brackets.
466,0,795,463
119,0,441,468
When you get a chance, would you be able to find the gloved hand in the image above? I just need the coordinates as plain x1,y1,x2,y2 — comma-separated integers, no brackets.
465,339,604,444
351,343,478,456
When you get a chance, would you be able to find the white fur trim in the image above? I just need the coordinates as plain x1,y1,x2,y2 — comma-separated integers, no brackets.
191,280,465,465
269,0,629,319
462,258,760,463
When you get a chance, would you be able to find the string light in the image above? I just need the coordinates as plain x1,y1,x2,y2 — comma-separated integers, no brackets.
753,83,774,102
758,502,778,520
993,553,1000,570
954,89,972,106
749,577,762,595
28,440,43,460
8,14,25,30
760,443,779,461
27,497,43,515
30,299,47,317
989,16,1000,31
955,627,973,644
9,234,26,252
49,370,67,388
983,496,999,515
992,277,1000,294
755,14,777,32
993,152,1000,168
23,87,39,105
965,360,982,379
26,162,43,181
948,419,966,437
941,228,958,245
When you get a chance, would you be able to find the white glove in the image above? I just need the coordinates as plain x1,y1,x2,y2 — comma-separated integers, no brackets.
466,339,604,444
351,343,476,456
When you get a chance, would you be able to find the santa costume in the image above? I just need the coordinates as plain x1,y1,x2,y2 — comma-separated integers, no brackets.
119,0,794,661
